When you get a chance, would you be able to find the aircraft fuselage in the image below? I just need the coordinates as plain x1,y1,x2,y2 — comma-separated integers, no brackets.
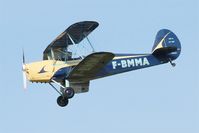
24,53,168,82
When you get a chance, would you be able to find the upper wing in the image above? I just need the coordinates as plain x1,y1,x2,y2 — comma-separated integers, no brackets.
67,52,115,81
43,21,99,60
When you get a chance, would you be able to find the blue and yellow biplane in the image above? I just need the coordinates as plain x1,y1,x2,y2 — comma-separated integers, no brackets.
22,21,181,107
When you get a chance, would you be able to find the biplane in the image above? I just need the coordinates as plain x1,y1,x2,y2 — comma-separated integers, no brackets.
22,21,181,107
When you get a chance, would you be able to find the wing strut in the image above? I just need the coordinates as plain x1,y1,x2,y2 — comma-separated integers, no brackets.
50,48,55,60
85,36,95,53
67,33,76,45
67,33,84,59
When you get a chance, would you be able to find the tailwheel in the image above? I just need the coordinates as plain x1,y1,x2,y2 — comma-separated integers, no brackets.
57,96,69,107
65,87,75,99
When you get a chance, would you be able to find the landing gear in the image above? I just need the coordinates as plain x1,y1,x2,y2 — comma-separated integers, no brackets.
169,58,176,67
56,87,74,107
49,79,75,107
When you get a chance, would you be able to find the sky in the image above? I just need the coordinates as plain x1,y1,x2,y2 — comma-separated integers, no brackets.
0,0,198,133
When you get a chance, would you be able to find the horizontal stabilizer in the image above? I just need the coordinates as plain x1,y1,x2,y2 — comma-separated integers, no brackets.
152,46,177,56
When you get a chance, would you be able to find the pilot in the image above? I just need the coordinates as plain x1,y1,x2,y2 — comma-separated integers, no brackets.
66,51,72,60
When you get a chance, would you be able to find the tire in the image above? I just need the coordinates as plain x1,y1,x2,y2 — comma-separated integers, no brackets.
57,96,68,107
65,87,75,99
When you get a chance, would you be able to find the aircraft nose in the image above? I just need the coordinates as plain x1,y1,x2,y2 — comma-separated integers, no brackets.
23,65,28,73
23,65,31,77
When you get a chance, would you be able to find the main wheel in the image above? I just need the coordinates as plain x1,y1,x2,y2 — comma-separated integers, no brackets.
57,96,68,107
65,87,75,99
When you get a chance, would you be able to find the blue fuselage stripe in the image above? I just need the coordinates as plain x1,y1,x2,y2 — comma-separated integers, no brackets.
95,54,166,79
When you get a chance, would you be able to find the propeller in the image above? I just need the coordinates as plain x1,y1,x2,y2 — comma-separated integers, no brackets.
22,49,27,90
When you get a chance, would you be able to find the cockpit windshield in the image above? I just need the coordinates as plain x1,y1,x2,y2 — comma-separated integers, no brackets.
51,39,94,62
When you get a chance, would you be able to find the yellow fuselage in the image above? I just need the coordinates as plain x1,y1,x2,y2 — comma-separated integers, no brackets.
24,60,81,82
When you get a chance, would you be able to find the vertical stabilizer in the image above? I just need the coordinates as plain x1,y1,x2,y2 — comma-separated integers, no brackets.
152,29,181,61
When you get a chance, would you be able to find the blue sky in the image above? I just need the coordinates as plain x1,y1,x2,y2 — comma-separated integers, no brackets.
0,0,198,133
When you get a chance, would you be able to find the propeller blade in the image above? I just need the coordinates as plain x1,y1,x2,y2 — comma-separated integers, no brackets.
22,67,27,90
22,49,27,90
23,49,25,64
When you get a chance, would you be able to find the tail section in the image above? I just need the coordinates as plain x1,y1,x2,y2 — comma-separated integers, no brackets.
152,29,181,61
